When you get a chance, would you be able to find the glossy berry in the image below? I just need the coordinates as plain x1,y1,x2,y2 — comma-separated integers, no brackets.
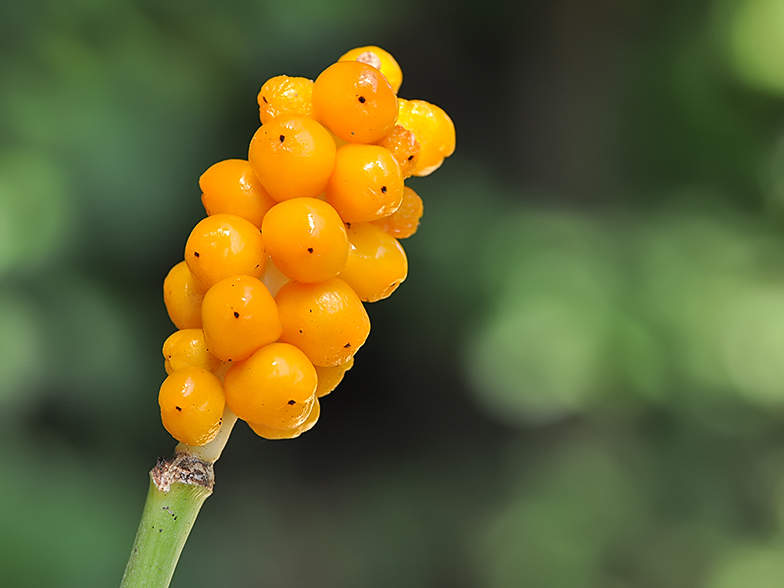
163,329,222,375
376,124,420,178
276,278,370,367
185,214,266,291
248,397,320,440
223,342,317,430
257,76,315,124
248,114,336,202
312,61,398,144
159,367,225,447
338,46,402,94
201,275,282,363
163,261,205,329
371,186,423,239
262,198,349,283
200,159,276,228
325,144,404,223
396,98,456,176
315,358,354,398
339,222,408,302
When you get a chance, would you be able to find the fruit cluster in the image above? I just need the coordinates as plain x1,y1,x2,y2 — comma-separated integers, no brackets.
159,46,455,446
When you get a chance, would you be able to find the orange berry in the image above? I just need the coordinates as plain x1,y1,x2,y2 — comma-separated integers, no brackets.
275,278,370,367
396,98,455,176
163,261,205,329
376,125,420,178
262,198,348,283
339,222,408,302
185,214,266,291
201,275,282,363
315,358,354,398
338,46,402,94
312,61,398,144
371,186,423,239
260,257,290,298
163,329,222,375
159,367,225,447
223,342,317,429
247,397,321,440
200,159,276,228
325,144,403,223
257,76,315,124
248,114,336,202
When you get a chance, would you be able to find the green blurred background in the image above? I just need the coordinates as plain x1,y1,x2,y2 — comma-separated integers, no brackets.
4,0,784,586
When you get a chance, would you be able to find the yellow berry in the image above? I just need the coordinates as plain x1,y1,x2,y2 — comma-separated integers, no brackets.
248,114,336,202
200,159,276,228
371,186,423,239
339,222,408,302
338,46,402,94
257,76,315,124
223,342,317,429
163,329,222,374
201,275,282,363
262,198,348,283
396,98,455,176
185,214,266,291
375,124,420,178
315,357,354,397
163,261,205,329
276,278,370,367
247,397,320,440
159,367,225,447
313,61,398,144
325,144,403,223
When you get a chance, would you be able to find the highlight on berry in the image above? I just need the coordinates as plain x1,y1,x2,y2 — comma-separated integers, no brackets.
160,46,455,445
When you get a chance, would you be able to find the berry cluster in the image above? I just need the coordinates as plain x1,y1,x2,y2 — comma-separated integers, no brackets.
159,46,455,446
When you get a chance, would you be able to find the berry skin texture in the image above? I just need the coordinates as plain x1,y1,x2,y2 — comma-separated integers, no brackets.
224,342,317,430
163,261,205,329
315,358,354,398
159,367,226,447
260,257,290,298
248,114,336,202
185,213,266,291
396,98,456,176
163,329,222,374
275,278,370,367
338,46,403,94
200,159,276,228
376,125,421,178
312,61,398,144
339,222,408,302
201,275,282,363
371,185,424,239
262,198,349,283
257,76,315,124
248,397,320,440
325,144,404,223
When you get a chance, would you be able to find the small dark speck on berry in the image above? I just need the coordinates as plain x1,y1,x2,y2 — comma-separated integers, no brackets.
234,312,240,318
287,400,296,405
175,406,182,412
279,135,285,142
344,342,351,348
408,155,414,160
381,186,387,193
262,96,268,103
307,247,314,253
194,252,200,257
358,96,366,103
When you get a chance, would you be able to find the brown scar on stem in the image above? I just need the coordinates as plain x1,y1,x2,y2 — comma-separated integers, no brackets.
151,453,215,493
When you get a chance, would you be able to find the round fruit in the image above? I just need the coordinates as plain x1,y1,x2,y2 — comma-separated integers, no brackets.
163,261,205,329
325,144,403,223
248,114,336,202
224,342,317,430
163,329,222,374
275,278,370,366
248,398,320,440
257,76,315,124
185,214,266,291
338,46,403,94
375,124,420,178
396,98,456,176
200,159,276,228
371,186,423,239
201,275,282,363
262,198,348,283
159,367,225,447
315,358,354,398
312,61,398,144
339,222,408,302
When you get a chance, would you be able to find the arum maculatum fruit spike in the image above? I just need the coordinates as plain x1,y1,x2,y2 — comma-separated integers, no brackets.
160,46,455,443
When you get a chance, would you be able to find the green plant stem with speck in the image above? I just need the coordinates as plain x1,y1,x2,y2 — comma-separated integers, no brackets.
119,409,237,588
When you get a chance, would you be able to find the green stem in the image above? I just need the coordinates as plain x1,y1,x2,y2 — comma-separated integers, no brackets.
120,409,237,588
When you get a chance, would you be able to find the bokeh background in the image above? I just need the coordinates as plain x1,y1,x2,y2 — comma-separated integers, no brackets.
4,0,784,586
